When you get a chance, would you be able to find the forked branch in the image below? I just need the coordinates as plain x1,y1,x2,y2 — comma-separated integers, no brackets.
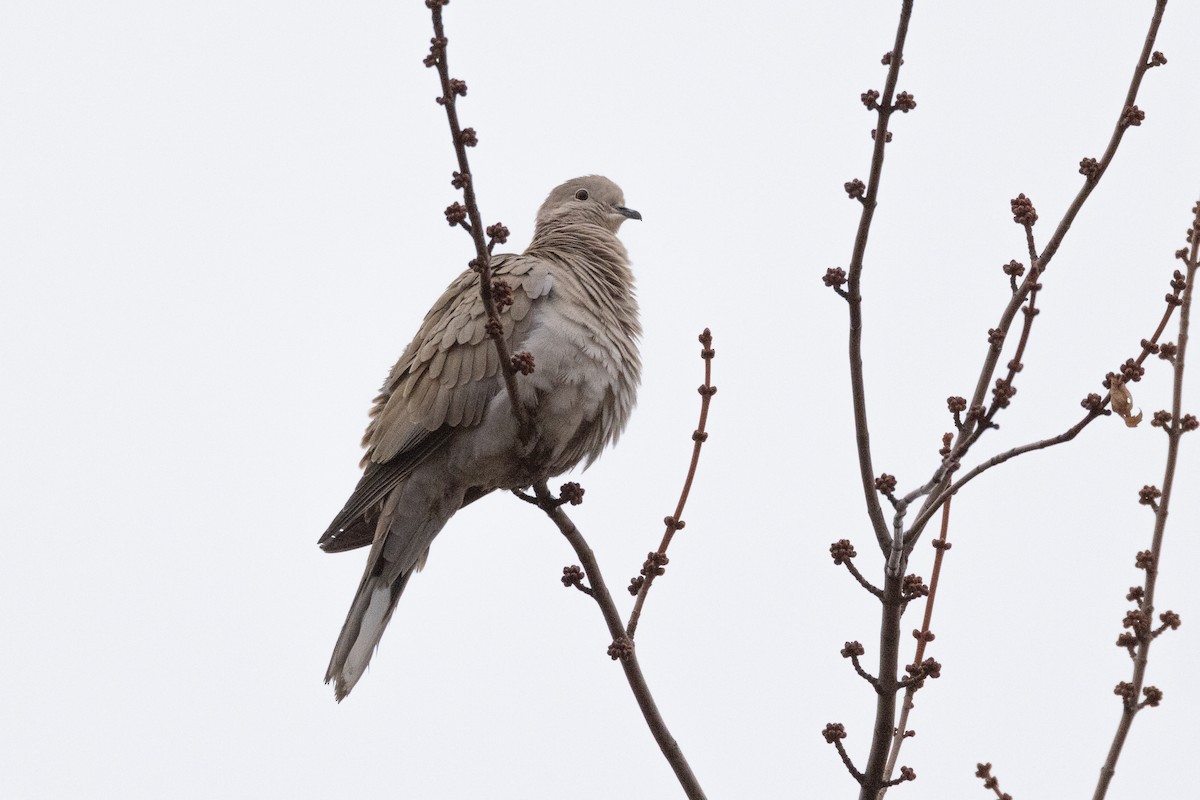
424,4,706,797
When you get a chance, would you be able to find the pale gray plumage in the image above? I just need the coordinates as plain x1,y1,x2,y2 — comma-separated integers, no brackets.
320,176,641,701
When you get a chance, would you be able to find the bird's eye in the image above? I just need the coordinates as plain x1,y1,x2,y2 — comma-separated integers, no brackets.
575,189,589,201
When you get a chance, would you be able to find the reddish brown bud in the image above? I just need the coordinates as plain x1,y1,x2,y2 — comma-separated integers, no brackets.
823,267,848,289
559,482,585,506
511,351,536,375
561,565,585,589
607,637,633,660
1002,259,1026,277
485,223,510,244
829,539,857,565
444,202,468,226
1120,105,1145,128
1010,193,1038,226
894,91,917,112
821,723,847,743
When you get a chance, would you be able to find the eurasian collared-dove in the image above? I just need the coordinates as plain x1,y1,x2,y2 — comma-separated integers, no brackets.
320,175,642,700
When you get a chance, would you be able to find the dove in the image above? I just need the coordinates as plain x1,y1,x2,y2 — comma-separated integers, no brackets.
320,175,642,700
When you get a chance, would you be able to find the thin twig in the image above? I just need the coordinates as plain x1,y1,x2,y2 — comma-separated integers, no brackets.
975,762,1014,799
627,331,717,638
1092,196,1199,800
834,738,865,785
908,286,1184,541
850,651,882,691
844,559,885,599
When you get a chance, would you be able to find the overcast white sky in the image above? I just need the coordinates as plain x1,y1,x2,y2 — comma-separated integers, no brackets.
3,1,1199,798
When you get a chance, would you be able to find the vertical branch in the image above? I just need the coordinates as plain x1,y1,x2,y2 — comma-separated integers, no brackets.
843,0,915,558
425,0,530,440
844,4,918,798
1092,198,1199,799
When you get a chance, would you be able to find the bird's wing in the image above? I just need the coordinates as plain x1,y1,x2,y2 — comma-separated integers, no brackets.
319,255,553,552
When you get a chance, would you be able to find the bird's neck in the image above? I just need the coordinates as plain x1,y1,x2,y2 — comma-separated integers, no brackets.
525,221,639,338
526,222,632,286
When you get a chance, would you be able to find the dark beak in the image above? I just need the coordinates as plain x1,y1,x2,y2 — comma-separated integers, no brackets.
615,206,642,221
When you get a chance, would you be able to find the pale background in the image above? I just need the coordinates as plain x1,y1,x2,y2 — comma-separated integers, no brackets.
3,1,1199,798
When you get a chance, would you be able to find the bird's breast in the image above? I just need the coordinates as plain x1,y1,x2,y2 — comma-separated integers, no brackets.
514,293,639,474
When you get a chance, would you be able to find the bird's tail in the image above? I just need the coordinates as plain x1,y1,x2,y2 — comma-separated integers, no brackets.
325,567,414,701
323,468,463,701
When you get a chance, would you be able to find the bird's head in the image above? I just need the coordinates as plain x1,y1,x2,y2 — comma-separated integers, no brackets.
535,175,641,233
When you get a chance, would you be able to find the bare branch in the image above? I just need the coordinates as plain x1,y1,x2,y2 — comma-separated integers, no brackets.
908,277,1186,541
841,1,916,559
530,482,708,800
910,0,1172,546
1093,196,1199,800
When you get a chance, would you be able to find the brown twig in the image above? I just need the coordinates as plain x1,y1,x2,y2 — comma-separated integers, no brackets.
975,762,1014,799
532,482,708,800
626,330,716,639
1092,197,1199,799
844,559,885,599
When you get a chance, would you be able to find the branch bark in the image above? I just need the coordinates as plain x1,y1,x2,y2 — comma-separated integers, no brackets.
1092,196,1199,799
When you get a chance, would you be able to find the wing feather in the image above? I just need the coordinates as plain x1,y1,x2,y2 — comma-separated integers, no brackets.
354,254,545,469
427,348,448,381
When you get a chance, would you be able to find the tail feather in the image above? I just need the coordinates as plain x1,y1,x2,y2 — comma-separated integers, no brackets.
325,570,413,701
323,469,464,700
